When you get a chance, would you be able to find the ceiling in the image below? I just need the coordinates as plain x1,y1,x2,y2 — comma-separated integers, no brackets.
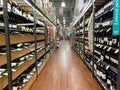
50,0,75,27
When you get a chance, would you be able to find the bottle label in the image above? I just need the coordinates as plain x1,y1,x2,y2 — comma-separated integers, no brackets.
114,49,119,54
107,79,111,84
106,65,110,70
105,55,109,59
107,47,112,51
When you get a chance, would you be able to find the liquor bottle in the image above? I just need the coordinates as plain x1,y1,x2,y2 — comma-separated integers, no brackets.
101,65,107,82
0,68,7,78
96,61,102,77
106,69,117,90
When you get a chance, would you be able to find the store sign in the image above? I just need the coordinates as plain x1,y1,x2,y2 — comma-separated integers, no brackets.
50,24,53,37
113,0,120,36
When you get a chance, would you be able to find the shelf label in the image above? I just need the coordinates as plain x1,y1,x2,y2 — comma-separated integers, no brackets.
113,0,120,36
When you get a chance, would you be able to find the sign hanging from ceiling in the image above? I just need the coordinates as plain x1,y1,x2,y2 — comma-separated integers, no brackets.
50,24,53,37
113,0,120,36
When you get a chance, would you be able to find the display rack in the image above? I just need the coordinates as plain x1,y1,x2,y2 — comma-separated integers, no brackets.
0,0,56,90
73,0,120,90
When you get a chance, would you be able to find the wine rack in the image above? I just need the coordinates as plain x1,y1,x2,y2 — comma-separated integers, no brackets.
94,0,119,90
0,0,56,90
74,20,84,60
84,16,93,71
73,0,120,90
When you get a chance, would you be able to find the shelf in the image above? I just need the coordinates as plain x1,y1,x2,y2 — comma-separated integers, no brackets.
26,0,56,27
22,73,36,90
0,42,45,66
94,55,118,74
95,8,113,20
94,73,109,90
38,54,50,75
102,61,118,74
23,47,52,90
0,34,45,46
0,5,44,27
0,49,45,90
37,49,45,59
94,43,118,50
0,57,35,90
46,46,51,52
84,59,92,71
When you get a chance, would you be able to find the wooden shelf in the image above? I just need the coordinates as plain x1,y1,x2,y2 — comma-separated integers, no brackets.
22,73,37,90
46,46,51,52
37,49,45,59
38,54,50,75
0,42,45,66
23,51,50,90
0,34,44,46
0,49,45,90
0,57,35,89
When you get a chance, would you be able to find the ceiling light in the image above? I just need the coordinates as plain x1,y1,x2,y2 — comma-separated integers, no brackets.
61,1,66,7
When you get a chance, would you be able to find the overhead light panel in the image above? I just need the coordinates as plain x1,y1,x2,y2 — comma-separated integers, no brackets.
61,1,66,7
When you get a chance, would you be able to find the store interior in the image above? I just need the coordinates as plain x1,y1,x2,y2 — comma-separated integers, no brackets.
0,0,120,90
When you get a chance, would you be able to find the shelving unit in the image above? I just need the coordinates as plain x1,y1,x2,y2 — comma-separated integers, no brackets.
73,0,120,90
0,0,56,90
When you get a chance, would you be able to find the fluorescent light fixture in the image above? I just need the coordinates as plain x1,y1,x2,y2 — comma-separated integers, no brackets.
61,1,66,7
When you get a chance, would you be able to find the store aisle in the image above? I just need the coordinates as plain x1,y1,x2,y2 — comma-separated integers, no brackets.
30,40,102,90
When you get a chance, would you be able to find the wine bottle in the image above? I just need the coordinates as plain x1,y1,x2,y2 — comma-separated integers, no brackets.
101,65,107,82
0,68,6,78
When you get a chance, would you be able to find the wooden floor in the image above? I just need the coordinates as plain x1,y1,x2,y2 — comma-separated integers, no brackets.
30,40,102,90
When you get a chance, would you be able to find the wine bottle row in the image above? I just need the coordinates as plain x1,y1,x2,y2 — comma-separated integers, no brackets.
94,0,119,90
73,0,119,90
0,0,44,35
95,0,113,19
94,62,117,90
